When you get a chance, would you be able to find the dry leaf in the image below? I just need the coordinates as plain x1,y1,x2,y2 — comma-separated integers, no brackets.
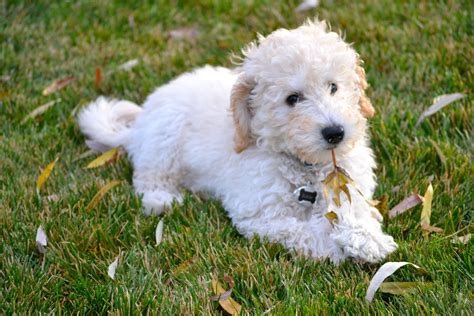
323,166,352,207
452,233,471,245
295,0,320,12
379,281,432,295
118,59,139,71
36,225,48,254
325,211,338,225
172,256,196,275
420,183,443,235
212,277,242,315
47,194,60,202
155,219,164,245
366,262,421,302
95,67,102,88
86,148,119,169
36,157,59,193
415,93,466,127
85,180,122,212
22,99,61,123
389,193,424,219
167,27,199,40
108,256,119,280
42,76,75,96
0,91,10,100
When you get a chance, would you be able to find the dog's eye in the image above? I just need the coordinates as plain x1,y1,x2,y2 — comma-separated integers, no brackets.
330,83,338,95
286,94,300,106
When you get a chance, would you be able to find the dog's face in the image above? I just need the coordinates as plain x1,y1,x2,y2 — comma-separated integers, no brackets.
232,21,374,164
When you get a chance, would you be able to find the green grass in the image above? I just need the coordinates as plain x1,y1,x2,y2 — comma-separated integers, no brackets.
1,0,472,314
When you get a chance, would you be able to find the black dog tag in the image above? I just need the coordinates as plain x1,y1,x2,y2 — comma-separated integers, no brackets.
294,186,317,205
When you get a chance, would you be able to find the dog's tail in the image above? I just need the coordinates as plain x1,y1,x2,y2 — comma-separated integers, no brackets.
77,97,142,152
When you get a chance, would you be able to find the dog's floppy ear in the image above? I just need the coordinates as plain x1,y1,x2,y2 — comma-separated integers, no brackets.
231,74,254,153
355,59,375,118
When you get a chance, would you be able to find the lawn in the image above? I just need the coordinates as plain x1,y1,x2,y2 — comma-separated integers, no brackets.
1,0,472,314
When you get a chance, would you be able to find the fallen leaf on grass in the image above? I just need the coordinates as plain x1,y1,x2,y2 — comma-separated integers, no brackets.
295,0,320,12
155,219,164,245
22,99,61,123
380,281,432,295
95,67,102,88
42,76,76,96
211,276,242,315
117,59,139,71
167,27,199,40
86,148,119,168
0,91,10,100
415,93,466,127
420,183,443,235
36,157,59,193
85,180,122,212
172,256,197,276
108,256,119,280
36,225,48,254
366,262,422,302
389,193,424,219
452,233,471,245
47,194,60,202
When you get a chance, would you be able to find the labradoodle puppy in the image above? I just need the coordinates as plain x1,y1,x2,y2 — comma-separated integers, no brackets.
78,20,397,263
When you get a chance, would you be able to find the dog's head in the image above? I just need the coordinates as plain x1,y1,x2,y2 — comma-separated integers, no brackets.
232,20,374,164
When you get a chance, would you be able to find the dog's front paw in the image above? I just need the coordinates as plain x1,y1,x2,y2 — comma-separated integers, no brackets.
331,222,397,263
342,231,397,263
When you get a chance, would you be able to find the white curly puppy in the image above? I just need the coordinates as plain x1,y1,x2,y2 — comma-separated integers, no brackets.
78,20,397,263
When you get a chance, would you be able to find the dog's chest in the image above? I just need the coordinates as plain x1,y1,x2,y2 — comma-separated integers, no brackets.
277,158,330,219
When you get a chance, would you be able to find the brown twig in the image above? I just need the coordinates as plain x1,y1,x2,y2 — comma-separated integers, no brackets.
331,149,337,168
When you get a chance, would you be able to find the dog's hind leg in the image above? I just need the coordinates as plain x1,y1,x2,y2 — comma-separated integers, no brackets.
127,110,186,216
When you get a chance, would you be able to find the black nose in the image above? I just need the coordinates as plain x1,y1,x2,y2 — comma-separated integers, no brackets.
321,125,345,144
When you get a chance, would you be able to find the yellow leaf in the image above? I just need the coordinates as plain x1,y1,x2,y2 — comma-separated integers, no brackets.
212,277,242,315
85,180,122,212
172,257,195,275
420,183,442,235
380,282,432,295
36,157,59,192
325,211,338,225
86,148,119,169
42,76,75,96
323,166,352,207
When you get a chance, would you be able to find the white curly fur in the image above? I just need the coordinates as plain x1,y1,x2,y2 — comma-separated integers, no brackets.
78,21,397,263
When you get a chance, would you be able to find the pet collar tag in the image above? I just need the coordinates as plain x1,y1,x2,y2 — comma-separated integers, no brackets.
294,186,317,206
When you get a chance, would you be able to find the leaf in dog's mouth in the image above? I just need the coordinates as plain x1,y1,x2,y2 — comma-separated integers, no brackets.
322,149,353,208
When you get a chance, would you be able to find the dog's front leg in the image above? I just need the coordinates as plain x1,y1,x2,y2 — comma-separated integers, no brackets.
234,214,345,263
328,189,397,263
